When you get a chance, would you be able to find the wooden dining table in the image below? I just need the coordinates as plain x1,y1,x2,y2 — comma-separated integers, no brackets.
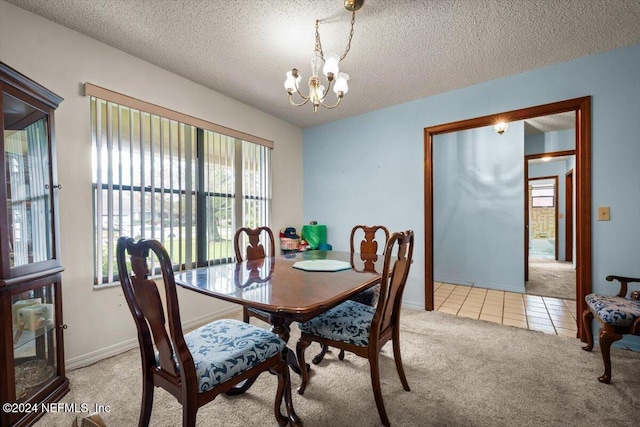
174,250,382,379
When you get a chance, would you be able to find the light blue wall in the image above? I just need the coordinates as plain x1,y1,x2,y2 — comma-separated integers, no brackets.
303,43,640,349
433,122,525,292
525,129,576,155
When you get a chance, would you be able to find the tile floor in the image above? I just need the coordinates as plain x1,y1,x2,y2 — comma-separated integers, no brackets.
434,282,578,337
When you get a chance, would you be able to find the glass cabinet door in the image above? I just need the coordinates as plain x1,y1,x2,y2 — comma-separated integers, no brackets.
3,92,54,268
12,282,58,401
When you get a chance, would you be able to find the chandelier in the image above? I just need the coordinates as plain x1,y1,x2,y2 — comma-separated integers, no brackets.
284,0,364,112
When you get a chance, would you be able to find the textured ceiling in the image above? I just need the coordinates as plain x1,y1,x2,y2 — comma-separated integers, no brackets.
525,111,575,135
6,0,640,129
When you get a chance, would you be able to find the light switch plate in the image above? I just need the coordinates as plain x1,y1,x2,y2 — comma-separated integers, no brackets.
598,206,610,221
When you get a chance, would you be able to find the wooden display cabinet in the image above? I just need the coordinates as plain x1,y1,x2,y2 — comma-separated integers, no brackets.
0,63,68,427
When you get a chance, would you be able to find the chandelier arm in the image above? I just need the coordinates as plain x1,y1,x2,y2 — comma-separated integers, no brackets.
318,79,335,103
288,93,311,107
293,82,310,101
318,96,343,110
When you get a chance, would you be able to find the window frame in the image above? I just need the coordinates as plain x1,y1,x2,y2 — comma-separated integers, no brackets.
88,85,272,287
531,185,555,208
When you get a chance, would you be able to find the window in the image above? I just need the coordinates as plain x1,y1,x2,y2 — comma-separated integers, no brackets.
531,185,554,208
90,89,271,286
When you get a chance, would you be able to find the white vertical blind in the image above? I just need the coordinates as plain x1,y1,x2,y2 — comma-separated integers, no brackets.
90,96,271,286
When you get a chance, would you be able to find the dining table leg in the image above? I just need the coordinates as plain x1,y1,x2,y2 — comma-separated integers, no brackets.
270,316,309,376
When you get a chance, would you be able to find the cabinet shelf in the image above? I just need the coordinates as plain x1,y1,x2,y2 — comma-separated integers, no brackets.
13,322,56,353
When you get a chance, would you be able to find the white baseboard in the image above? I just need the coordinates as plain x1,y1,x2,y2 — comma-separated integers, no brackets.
66,338,139,371
401,301,424,311
65,306,241,371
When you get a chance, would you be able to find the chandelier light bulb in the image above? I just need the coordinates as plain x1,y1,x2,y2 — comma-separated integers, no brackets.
333,72,349,95
284,70,300,92
323,54,340,77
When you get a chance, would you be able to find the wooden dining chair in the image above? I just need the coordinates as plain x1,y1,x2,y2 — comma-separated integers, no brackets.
234,226,276,324
296,230,414,427
116,237,300,427
313,224,390,364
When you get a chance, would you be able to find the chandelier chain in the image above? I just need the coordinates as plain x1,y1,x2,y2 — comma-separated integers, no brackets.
314,20,324,59
341,9,357,61
314,8,357,62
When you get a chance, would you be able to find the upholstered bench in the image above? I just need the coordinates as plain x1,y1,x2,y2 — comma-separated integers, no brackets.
582,275,640,383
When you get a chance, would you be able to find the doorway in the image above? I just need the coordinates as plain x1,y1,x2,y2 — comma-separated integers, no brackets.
424,97,592,341
528,176,559,260
525,153,576,301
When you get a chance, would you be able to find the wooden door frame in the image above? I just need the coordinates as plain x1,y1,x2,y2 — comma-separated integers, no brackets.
424,96,591,341
565,170,574,262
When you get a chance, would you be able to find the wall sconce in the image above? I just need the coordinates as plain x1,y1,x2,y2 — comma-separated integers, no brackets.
494,122,508,135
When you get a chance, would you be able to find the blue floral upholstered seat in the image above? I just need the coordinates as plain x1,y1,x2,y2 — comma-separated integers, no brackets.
183,319,285,392
298,300,375,346
582,275,640,384
585,294,640,326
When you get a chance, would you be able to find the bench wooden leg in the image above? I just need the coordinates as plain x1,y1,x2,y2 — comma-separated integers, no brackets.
597,324,623,384
581,309,594,351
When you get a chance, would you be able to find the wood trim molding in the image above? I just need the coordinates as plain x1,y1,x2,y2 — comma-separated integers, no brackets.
565,169,574,262
424,96,592,341
525,149,575,161
1,62,63,108
84,83,274,149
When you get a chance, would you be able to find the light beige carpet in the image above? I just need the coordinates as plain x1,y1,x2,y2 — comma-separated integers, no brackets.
526,258,576,300
36,309,638,426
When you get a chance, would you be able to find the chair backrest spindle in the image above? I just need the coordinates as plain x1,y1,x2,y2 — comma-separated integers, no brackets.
350,225,390,274
234,226,276,261
350,225,389,256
